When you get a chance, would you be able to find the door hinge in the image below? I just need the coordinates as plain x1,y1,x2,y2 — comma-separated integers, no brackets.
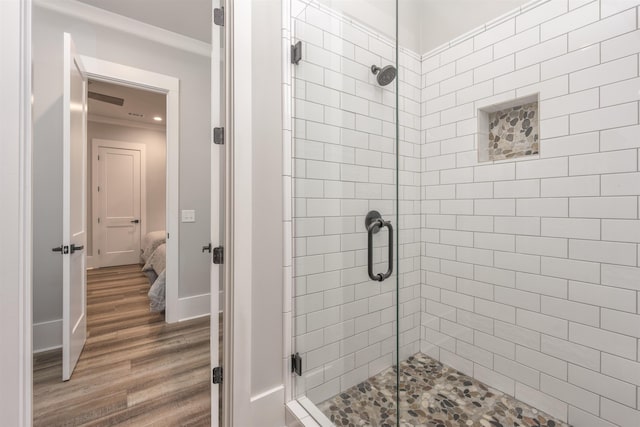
291,41,302,65
97,217,100,224
98,249,101,255
291,352,302,376
97,154,100,160
213,7,224,26
213,127,224,145
212,366,223,384
213,246,223,264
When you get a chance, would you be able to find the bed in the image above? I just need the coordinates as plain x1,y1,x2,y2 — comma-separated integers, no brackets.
140,230,166,263
140,231,167,312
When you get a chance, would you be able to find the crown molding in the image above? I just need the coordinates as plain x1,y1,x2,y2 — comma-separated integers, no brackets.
34,0,211,58
88,113,166,132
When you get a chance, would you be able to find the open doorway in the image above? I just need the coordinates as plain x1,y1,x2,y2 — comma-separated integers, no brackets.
86,80,167,272
32,56,214,426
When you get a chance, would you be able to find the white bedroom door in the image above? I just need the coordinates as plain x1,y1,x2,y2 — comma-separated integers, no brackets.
210,0,224,423
95,144,142,267
62,32,88,381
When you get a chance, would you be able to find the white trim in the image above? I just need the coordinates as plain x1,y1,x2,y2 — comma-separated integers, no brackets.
88,114,166,132
178,294,211,322
33,320,63,353
286,401,321,427
80,56,181,324
86,255,96,270
228,0,253,425
249,386,286,426
297,397,333,427
281,0,295,406
91,139,148,267
210,1,224,423
33,0,211,58
0,0,32,424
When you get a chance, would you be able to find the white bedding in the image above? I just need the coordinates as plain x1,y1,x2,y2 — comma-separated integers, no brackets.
140,230,166,263
142,243,166,312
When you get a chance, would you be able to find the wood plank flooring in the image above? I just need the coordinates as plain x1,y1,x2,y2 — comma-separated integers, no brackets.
33,264,212,427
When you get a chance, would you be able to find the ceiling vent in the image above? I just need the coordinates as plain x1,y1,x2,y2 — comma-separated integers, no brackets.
88,91,124,106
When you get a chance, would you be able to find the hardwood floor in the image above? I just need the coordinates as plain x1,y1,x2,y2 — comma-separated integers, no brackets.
33,264,212,427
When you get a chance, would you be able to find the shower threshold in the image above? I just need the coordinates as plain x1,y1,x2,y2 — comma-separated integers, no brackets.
317,353,569,427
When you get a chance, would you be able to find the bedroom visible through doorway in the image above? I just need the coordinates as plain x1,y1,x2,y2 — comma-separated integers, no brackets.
87,80,167,275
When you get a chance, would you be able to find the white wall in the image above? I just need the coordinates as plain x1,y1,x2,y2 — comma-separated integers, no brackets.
416,0,530,53
252,0,285,398
32,4,211,330
420,1,640,425
86,120,167,256
316,0,423,53
230,1,286,425
317,0,532,54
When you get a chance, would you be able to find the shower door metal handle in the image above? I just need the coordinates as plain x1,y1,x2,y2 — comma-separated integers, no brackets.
367,217,393,282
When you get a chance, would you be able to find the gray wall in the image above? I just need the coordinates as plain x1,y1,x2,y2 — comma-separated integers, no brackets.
86,121,167,256
32,4,211,324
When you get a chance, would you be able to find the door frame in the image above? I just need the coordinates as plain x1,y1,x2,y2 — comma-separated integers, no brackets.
91,139,148,268
80,56,181,323
1,0,33,424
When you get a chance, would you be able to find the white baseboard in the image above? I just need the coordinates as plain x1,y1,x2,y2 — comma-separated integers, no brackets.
33,295,211,352
178,293,211,321
250,385,286,426
33,319,62,353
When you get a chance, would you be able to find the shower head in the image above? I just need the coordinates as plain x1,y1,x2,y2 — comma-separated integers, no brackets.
371,64,397,86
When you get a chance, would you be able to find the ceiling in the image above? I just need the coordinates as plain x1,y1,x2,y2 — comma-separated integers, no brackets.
88,80,166,127
74,0,528,55
76,0,212,43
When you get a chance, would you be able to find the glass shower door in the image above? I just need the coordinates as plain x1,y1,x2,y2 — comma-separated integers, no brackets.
290,0,402,424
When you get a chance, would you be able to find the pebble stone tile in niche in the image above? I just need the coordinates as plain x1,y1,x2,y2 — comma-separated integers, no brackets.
318,353,568,427
487,102,539,161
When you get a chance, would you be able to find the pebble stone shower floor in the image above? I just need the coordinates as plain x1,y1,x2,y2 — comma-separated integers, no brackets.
318,353,569,427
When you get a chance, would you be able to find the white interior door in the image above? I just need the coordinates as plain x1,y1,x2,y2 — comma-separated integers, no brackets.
62,32,88,381
210,0,224,423
96,145,142,267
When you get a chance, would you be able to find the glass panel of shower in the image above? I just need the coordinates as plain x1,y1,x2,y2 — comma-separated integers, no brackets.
292,1,640,426
290,0,406,424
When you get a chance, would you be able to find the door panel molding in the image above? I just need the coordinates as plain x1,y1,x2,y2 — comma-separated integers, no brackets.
91,139,147,268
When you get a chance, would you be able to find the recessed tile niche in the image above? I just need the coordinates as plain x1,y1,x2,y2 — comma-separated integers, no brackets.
477,94,539,162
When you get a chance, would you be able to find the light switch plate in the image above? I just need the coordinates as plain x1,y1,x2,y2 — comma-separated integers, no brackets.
181,209,196,222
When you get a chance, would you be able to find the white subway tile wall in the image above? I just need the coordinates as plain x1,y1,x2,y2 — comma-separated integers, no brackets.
286,0,640,426
291,0,423,405
420,1,640,426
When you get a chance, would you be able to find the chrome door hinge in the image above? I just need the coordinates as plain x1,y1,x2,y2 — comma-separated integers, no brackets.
213,127,224,144
213,246,223,264
212,366,223,384
213,7,224,26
